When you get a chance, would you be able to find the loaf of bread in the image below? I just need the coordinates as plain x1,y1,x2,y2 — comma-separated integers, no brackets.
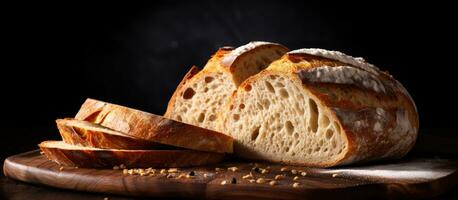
39,141,224,168
165,41,289,132
57,118,171,150
75,98,233,153
223,48,419,167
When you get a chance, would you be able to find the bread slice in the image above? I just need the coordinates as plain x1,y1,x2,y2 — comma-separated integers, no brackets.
39,141,225,168
75,98,233,153
164,42,289,132
224,48,418,167
57,118,174,150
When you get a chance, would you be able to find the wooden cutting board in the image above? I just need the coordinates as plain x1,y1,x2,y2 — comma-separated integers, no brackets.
3,150,458,200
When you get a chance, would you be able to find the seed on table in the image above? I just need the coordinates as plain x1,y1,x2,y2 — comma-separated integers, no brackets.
301,172,307,176
275,175,284,180
280,167,288,172
256,178,266,184
249,179,256,183
261,169,269,174
293,176,300,180
123,169,128,175
228,167,238,172
231,177,237,184
168,168,178,173
112,165,120,170
291,169,298,175
242,173,254,179
269,180,277,186
293,182,300,188
332,173,339,177
221,180,227,185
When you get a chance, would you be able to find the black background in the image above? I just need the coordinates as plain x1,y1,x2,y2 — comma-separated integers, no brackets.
2,0,457,160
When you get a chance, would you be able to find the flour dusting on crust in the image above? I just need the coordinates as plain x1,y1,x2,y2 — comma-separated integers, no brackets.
298,66,386,93
288,48,380,75
221,41,278,67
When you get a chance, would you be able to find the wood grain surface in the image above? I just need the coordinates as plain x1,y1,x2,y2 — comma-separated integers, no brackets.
3,150,458,200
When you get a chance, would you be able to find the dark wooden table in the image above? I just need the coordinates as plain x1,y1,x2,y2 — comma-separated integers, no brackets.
2,129,458,200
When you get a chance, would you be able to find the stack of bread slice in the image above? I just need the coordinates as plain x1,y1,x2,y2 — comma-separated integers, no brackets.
39,99,233,168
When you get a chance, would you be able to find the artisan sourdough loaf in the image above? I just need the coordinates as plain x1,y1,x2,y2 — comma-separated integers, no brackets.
75,98,233,153
223,48,419,167
165,41,289,132
57,118,170,150
39,141,224,168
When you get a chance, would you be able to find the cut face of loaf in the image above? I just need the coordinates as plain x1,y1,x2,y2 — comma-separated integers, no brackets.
165,42,289,132
39,141,224,168
226,72,347,166
225,49,419,167
56,118,173,150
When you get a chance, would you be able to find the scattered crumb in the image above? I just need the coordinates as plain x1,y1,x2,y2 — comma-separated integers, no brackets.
293,182,300,188
249,179,256,183
221,180,227,185
332,173,339,178
59,166,64,171
280,167,288,172
203,173,209,178
112,165,119,170
301,172,307,176
291,169,298,175
261,169,269,174
293,176,300,181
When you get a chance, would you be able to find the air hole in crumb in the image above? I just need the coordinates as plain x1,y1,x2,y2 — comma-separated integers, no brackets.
276,82,285,87
332,140,337,148
279,88,289,98
239,104,245,109
265,81,275,93
209,115,216,121
325,129,334,139
251,127,260,141
293,132,299,139
233,114,240,121
229,105,234,110
244,84,252,92
262,99,270,109
183,88,195,99
307,149,312,154
204,87,209,92
204,76,214,83
314,147,321,152
269,75,277,80
176,115,182,121
285,121,294,135
320,115,330,127
308,99,319,133
284,147,290,152
198,113,205,123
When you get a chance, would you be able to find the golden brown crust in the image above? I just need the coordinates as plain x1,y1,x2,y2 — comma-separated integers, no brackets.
56,119,172,150
75,98,233,153
39,141,225,168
